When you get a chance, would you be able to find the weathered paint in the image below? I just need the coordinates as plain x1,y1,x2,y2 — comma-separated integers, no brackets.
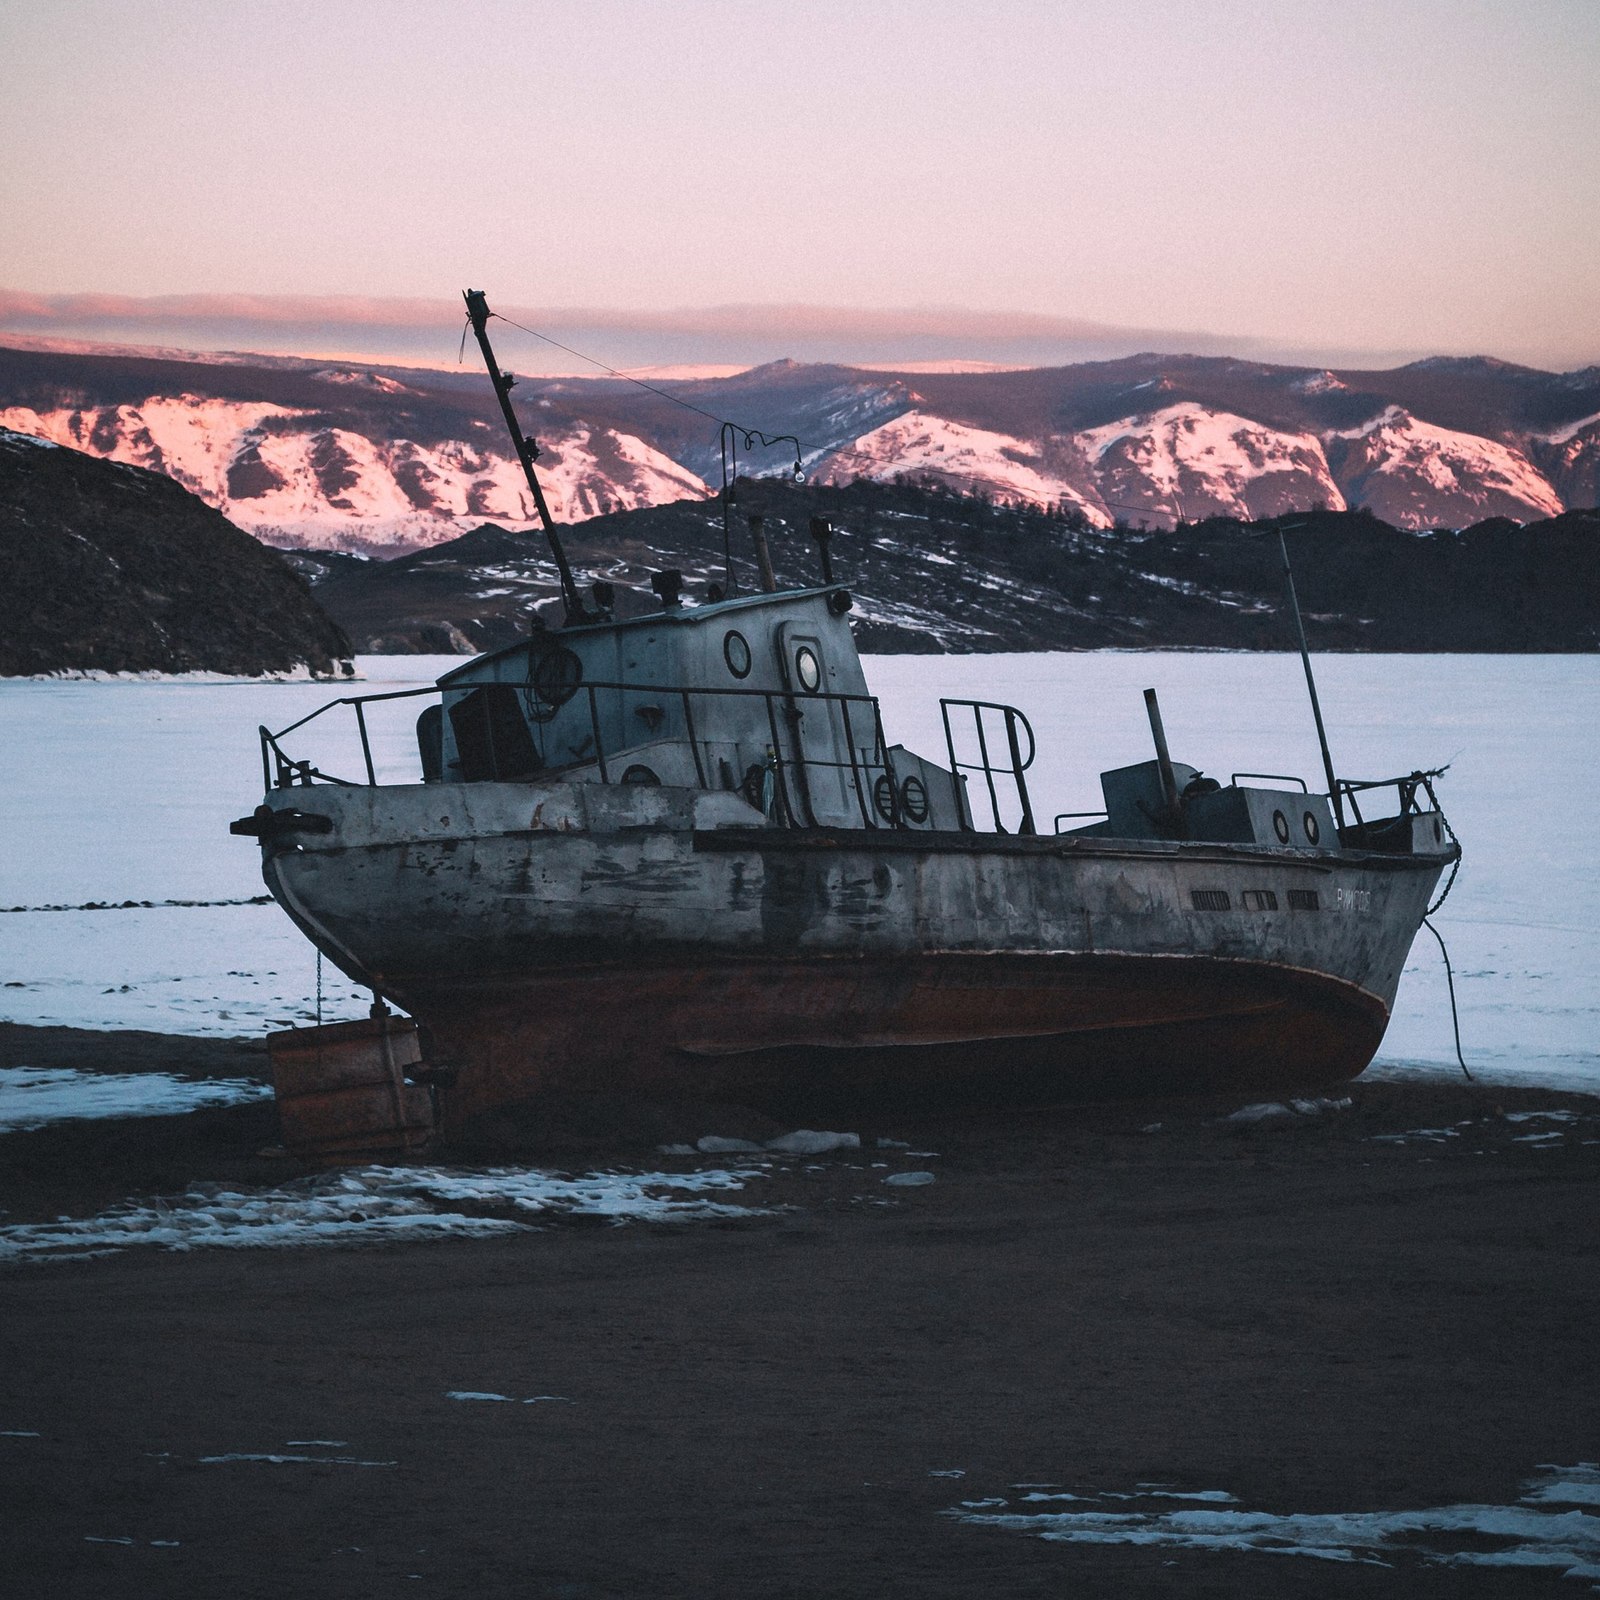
256,777,1450,1124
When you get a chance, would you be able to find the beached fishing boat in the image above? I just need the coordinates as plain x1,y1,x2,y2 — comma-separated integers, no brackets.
232,292,1458,1150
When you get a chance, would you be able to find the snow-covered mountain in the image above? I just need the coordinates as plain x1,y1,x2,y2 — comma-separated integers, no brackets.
0,391,707,552
0,343,1593,551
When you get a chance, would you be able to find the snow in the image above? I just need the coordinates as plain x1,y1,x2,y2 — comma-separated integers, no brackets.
445,1391,573,1404
1538,410,1600,446
818,411,1112,524
1080,403,1346,520
0,1162,767,1264
764,1130,860,1154
0,1067,269,1131
1330,407,1563,519
0,652,1594,1094
199,1452,396,1466
946,1466,1600,1578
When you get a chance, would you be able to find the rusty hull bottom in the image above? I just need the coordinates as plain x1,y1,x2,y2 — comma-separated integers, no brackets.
398,951,1389,1129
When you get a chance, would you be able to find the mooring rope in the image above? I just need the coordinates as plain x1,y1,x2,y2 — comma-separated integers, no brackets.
1422,917,1472,1081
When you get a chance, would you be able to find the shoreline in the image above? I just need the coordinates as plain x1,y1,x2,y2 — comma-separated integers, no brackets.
3,1021,1598,1595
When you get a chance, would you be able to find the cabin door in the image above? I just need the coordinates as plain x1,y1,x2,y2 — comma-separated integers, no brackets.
774,624,875,827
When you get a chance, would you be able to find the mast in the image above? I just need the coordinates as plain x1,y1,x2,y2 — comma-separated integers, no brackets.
462,289,586,624
1278,525,1344,828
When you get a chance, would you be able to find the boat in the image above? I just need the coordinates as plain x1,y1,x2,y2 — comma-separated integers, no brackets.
232,291,1459,1150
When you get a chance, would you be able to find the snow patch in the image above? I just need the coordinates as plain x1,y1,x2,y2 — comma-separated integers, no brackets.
0,1067,270,1131
947,1466,1600,1578
765,1129,860,1154
0,1163,767,1264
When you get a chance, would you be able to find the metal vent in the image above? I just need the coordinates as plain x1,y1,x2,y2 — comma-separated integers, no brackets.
1287,888,1320,910
1191,889,1231,911
1241,889,1279,912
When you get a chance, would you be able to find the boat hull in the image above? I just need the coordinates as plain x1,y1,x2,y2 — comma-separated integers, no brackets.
255,780,1449,1125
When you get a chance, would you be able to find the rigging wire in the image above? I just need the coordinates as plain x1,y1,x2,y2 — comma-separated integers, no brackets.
474,311,1192,523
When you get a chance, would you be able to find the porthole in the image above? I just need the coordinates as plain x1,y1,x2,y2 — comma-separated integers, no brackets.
723,630,751,679
795,645,822,693
1272,808,1291,844
900,775,930,824
1302,809,1321,845
873,773,899,823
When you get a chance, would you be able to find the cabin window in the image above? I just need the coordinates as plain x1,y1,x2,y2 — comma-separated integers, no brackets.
447,684,541,782
528,645,582,720
1191,889,1231,911
1302,810,1322,845
1288,888,1320,911
723,630,751,679
1272,808,1291,843
794,644,822,693
1241,888,1278,912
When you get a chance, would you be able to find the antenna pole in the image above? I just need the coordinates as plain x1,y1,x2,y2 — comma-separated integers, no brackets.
1278,526,1344,828
462,289,586,624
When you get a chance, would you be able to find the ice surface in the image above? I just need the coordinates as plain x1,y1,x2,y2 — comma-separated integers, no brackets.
0,1067,269,1131
948,1466,1600,1576
0,653,1594,1094
884,1171,937,1187
0,1163,766,1264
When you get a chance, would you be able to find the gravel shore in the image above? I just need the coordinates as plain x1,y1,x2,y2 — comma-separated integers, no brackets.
2,1022,1597,1598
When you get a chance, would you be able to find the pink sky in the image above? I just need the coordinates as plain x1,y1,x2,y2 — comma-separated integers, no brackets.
2,1,1596,372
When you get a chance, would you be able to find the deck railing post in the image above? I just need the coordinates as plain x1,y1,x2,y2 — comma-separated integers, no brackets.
587,685,609,784
354,701,376,787
971,707,1004,832
680,690,707,788
1005,709,1037,835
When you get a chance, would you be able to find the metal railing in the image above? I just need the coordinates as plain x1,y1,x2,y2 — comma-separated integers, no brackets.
939,698,1037,835
258,677,906,832
1334,768,1448,836
1231,771,1309,792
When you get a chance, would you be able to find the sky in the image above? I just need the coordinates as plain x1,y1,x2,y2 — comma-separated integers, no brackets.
2,0,1597,373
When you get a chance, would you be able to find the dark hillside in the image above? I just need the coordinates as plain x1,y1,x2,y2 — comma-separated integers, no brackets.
0,430,353,676
299,478,1600,656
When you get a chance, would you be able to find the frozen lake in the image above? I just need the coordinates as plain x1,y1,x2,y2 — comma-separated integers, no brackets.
1,653,1594,1092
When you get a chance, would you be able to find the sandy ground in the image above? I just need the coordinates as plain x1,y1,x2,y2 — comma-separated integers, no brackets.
2,1021,1598,1599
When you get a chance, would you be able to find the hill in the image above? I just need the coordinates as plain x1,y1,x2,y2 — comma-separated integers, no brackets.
294,478,1600,655
0,430,353,676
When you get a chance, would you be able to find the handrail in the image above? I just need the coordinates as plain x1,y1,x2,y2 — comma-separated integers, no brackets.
939,698,1037,835
1231,771,1309,792
1334,767,1449,833
1053,811,1108,833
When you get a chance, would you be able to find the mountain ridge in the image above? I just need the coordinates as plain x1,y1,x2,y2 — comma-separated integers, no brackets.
2,340,1596,554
